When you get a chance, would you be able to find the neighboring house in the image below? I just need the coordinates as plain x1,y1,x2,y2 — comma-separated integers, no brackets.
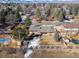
63,22,79,35
55,22,79,35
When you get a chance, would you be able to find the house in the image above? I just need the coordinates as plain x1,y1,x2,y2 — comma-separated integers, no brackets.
55,22,79,36
29,21,61,36
62,22,79,35
29,21,55,34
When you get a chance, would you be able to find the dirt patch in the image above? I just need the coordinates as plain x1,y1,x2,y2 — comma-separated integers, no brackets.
31,49,79,58
0,48,24,58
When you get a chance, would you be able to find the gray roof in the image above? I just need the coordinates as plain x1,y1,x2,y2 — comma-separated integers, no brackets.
0,30,12,34
29,21,57,32
29,26,55,32
32,21,62,25
62,22,79,28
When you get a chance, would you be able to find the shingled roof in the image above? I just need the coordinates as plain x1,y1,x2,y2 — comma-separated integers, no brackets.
29,25,55,32
62,22,79,28
29,21,58,33
0,31,12,34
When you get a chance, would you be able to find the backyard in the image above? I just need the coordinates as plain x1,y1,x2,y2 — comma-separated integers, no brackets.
31,34,79,58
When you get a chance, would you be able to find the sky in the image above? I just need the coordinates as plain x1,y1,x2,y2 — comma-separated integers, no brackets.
0,0,79,3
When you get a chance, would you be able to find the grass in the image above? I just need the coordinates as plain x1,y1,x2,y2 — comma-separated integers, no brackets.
40,34,57,45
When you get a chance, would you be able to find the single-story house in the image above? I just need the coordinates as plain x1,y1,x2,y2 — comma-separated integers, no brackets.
55,22,79,35
29,21,62,36
62,22,79,35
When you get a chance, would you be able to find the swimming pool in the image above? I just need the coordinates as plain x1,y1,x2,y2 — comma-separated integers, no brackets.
0,38,10,43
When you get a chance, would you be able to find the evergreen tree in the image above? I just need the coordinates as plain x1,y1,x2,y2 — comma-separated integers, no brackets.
35,8,42,21
58,9,65,22
12,27,28,40
54,30,60,41
15,10,21,23
0,9,6,24
25,16,32,26
17,5,22,12
45,5,51,17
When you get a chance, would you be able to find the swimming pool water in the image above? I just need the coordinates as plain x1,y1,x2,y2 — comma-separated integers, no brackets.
0,38,10,43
